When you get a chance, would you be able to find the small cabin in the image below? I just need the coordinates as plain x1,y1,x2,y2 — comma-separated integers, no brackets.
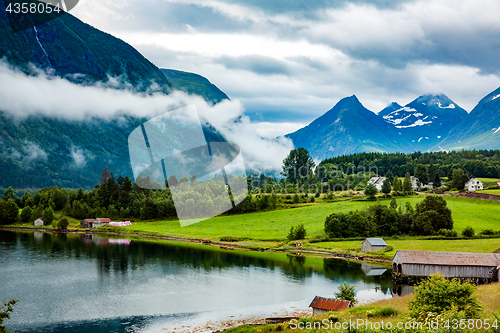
309,296,351,316
80,219,95,228
34,218,44,227
465,178,483,192
93,218,112,228
361,238,387,252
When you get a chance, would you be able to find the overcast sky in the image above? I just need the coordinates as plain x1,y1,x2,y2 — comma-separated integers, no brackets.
72,0,500,136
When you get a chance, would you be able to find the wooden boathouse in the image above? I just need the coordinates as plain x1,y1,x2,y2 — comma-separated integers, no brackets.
393,250,500,283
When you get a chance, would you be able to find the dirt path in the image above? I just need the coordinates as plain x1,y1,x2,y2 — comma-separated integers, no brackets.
441,191,500,201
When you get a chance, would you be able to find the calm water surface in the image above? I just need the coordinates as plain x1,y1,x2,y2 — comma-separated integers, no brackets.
0,230,393,332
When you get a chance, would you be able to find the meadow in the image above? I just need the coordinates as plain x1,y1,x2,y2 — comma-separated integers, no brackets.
123,195,500,242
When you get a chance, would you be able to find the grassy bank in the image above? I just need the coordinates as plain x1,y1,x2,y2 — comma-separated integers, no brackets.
100,195,500,241
221,282,500,332
5,194,500,258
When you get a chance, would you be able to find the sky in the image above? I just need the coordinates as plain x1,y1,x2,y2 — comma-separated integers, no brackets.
69,0,500,137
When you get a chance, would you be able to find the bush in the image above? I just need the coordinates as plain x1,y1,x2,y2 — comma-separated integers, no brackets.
367,307,398,318
57,218,69,230
324,211,376,239
480,229,496,236
437,229,458,237
383,245,394,252
409,273,481,320
462,226,475,237
334,281,357,305
364,183,377,200
288,224,306,240
42,207,54,225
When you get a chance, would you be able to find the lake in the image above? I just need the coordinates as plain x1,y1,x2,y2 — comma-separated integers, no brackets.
0,230,393,332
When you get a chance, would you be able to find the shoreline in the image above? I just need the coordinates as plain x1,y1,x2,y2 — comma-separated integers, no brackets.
0,226,392,263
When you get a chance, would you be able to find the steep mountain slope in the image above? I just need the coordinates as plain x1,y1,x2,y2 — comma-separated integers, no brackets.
379,94,468,151
435,87,500,150
0,0,171,91
0,2,229,190
286,95,407,160
378,102,403,117
162,69,229,104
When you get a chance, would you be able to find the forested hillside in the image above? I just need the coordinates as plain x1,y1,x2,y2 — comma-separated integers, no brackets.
320,150,500,178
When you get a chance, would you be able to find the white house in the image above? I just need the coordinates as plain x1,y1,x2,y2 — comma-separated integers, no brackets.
367,177,386,191
411,176,419,191
465,178,483,192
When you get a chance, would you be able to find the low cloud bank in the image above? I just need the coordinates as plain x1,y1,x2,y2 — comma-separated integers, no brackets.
0,60,293,173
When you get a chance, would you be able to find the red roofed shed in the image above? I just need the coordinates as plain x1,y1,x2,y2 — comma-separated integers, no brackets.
309,296,351,316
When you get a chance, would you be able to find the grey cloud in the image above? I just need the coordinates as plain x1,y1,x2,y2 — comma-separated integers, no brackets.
218,55,291,75
0,61,293,171
70,147,87,168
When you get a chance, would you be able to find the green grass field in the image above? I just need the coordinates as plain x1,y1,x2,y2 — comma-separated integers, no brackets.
477,189,500,195
314,238,500,257
477,177,500,186
122,195,500,241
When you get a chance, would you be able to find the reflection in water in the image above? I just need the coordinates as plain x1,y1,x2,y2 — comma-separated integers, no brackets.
0,230,393,332
361,262,388,276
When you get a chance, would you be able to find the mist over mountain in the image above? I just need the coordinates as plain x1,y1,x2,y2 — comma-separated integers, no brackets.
0,2,228,190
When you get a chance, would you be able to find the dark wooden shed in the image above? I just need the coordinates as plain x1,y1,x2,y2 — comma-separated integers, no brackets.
80,219,95,228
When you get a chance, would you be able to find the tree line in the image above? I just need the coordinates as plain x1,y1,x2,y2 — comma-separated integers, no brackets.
320,149,500,179
324,196,454,238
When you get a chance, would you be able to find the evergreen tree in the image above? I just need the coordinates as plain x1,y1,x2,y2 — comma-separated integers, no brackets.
451,169,469,190
282,148,315,184
381,178,392,196
434,172,441,187
415,164,429,189
393,176,402,192
390,197,398,209
428,163,436,184
403,172,412,193
385,170,394,183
